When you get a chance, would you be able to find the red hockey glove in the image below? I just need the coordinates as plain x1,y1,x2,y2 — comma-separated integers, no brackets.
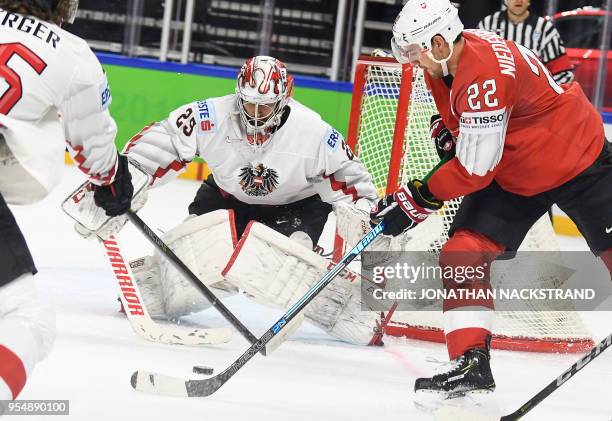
370,180,443,236
430,114,455,160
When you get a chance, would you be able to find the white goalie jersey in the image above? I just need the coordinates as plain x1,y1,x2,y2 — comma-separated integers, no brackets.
123,95,378,207
0,9,118,204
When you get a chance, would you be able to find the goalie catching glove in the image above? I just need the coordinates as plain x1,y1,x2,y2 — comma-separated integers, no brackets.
371,180,442,236
62,157,150,240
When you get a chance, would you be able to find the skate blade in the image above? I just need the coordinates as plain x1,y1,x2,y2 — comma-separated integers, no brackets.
434,393,502,421
414,388,496,414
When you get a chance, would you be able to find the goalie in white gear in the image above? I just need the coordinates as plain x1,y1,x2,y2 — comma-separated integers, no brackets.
0,0,136,404
120,56,389,345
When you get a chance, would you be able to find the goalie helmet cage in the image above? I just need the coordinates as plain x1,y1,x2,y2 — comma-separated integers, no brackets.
335,56,594,353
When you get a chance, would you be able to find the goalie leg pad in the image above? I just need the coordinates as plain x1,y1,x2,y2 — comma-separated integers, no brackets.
128,256,166,319
223,221,380,345
132,210,239,320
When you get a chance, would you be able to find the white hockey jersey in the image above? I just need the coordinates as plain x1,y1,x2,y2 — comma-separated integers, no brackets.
0,9,118,204
124,95,378,207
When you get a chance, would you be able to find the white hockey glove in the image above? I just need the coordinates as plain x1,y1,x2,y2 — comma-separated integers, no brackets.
62,159,150,241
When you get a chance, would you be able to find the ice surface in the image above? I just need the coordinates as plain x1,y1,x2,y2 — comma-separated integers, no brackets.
9,167,611,420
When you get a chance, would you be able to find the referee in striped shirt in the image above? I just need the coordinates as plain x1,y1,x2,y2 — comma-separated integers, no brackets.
478,0,574,84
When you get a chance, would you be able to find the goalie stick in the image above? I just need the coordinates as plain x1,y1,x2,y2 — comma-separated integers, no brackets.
126,210,267,356
434,332,612,421
130,159,450,397
100,235,232,346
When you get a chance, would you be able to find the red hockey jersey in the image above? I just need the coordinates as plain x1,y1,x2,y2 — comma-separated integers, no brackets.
426,30,604,200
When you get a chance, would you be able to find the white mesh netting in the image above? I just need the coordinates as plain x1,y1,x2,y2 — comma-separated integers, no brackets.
351,58,592,351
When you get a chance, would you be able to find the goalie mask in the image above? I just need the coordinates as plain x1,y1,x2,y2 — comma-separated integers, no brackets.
391,0,463,75
236,56,292,147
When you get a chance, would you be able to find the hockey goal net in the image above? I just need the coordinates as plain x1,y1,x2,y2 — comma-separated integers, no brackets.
344,56,593,353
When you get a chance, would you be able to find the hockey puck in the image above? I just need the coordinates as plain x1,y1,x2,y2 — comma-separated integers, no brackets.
193,365,214,375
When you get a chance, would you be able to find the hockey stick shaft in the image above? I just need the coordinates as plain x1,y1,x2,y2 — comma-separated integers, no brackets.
501,332,612,421
126,211,265,355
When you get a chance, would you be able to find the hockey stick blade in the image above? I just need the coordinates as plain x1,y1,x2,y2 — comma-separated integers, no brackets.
131,222,387,397
434,332,612,421
131,371,190,397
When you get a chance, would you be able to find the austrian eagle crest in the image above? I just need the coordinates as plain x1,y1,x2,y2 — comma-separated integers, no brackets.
238,163,279,197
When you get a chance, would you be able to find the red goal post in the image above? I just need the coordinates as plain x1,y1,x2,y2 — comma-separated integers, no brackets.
347,56,413,195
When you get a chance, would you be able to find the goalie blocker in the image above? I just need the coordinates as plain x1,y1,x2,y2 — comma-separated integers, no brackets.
130,210,387,345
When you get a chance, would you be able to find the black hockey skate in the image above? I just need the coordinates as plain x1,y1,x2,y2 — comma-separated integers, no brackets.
415,341,495,399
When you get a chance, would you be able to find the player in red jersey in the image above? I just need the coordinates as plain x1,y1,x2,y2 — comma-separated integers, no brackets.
372,0,612,399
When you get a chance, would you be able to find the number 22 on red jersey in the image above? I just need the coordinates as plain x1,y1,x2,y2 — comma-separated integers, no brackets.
454,42,563,176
